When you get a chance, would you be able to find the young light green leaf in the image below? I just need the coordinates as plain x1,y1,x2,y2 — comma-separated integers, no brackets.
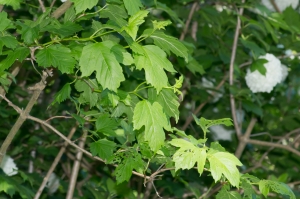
241,179,256,199
132,43,176,92
0,0,21,10
133,100,171,151
70,0,98,14
169,138,207,175
124,10,149,40
90,139,116,161
96,114,119,136
148,88,180,122
149,31,188,62
74,80,99,108
79,42,125,92
123,0,143,15
152,20,172,30
36,45,76,74
259,180,296,199
193,116,233,138
208,151,242,188
51,84,71,105
187,56,205,75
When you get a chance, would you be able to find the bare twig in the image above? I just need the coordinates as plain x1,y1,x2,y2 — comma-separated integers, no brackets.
0,71,48,164
45,115,73,122
38,0,46,13
51,0,73,19
66,129,87,199
235,117,257,159
180,2,199,41
229,1,245,138
34,125,77,199
50,0,57,9
0,5,3,12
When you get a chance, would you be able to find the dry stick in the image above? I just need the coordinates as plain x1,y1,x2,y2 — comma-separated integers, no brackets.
229,2,245,138
180,1,199,41
51,0,73,19
50,0,57,9
38,0,46,13
0,5,3,12
235,117,257,159
0,71,48,164
34,125,77,199
66,130,88,199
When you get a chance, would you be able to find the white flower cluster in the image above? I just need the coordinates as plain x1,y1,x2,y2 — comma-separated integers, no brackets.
210,125,234,141
0,155,18,176
245,53,288,93
46,173,60,194
261,0,299,12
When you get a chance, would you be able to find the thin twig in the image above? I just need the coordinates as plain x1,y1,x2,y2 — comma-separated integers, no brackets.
38,0,46,13
180,2,199,41
66,129,87,199
45,115,73,122
229,2,245,138
0,71,48,164
34,125,77,199
51,0,73,19
50,0,57,9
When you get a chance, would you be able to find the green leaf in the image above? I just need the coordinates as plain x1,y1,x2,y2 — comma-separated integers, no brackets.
64,6,76,23
74,80,99,108
156,2,183,25
259,180,296,199
123,0,143,15
208,151,242,188
148,88,180,122
70,0,98,14
42,21,83,38
96,114,119,136
90,139,116,161
240,39,265,58
15,21,39,45
79,42,125,92
0,12,13,32
186,56,205,75
169,138,207,175
216,185,242,199
242,100,263,117
0,179,16,197
51,84,71,105
124,10,149,40
133,100,171,151
241,179,256,199
147,30,188,62
0,36,18,49
132,43,176,92
0,47,30,75
0,0,21,10
193,116,233,139
152,20,172,30
100,89,120,108
250,59,268,76
36,45,76,74
114,150,144,184
101,4,128,27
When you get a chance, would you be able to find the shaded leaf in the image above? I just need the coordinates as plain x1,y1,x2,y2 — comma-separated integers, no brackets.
96,114,119,136
123,0,143,15
51,84,71,105
71,0,98,14
90,139,116,161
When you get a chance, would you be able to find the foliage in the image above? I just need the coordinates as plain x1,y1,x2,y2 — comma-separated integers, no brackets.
0,0,299,198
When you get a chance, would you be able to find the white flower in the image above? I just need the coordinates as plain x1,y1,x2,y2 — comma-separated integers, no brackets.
280,64,288,82
245,53,282,93
202,77,223,102
261,0,299,12
46,173,60,194
0,155,18,176
210,125,234,141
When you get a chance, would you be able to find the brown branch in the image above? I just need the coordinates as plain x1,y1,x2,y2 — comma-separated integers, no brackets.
50,0,57,9
235,117,257,159
0,70,48,164
38,0,46,13
51,0,73,19
0,5,3,12
34,125,77,199
66,129,87,199
246,139,300,157
229,2,245,138
180,2,199,41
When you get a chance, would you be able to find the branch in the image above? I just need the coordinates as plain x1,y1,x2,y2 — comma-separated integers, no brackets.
66,129,87,199
235,117,257,159
0,70,48,164
34,125,77,199
0,5,3,12
51,0,73,19
180,1,199,41
229,2,245,138
247,139,300,157
38,0,46,13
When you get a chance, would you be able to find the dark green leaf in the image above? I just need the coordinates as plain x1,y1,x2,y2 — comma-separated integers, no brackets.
250,59,268,75
90,139,116,161
96,114,119,136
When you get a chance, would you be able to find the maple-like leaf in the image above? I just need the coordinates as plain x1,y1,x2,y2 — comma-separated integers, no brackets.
51,83,71,105
101,4,128,27
79,41,125,92
36,45,76,74
90,139,116,161
132,43,176,92
133,100,171,151
124,10,149,40
0,0,21,10
74,80,99,108
96,114,119,136
123,0,143,15
70,0,98,14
